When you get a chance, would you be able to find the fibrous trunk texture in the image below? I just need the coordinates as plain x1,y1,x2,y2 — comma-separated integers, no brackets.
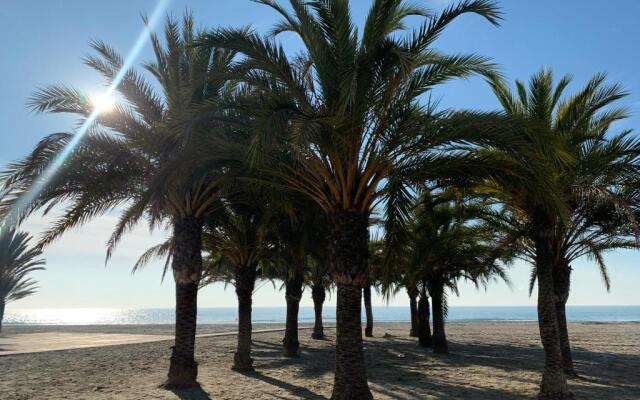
554,260,577,378
429,279,448,354
417,291,432,347
533,210,573,399
363,284,373,337
283,256,305,357
329,211,373,400
233,264,257,372
167,217,203,387
0,300,5,333
311,285,326,339
408,286,419,337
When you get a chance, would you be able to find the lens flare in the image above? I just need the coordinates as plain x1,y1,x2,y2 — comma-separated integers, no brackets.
89,93,116,114
2,0,171,227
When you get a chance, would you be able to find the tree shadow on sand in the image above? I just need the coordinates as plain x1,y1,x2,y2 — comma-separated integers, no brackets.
166,383,212,400
237,370,327,399
239,336,640,400
246,333,640,399
251,338,335,377
363,336,640,399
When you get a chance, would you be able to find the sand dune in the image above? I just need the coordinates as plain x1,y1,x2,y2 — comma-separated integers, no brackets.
1,322,638,399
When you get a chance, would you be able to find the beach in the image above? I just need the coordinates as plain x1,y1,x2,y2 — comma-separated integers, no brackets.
1,321,638,399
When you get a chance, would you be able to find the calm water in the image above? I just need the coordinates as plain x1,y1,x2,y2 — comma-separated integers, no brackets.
4,306,640,325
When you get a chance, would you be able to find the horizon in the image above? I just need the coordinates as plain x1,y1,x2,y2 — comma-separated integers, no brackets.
7,304,640,310
2,0,640,311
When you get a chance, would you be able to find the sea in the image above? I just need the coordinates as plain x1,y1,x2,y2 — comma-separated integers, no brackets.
4,306,640,326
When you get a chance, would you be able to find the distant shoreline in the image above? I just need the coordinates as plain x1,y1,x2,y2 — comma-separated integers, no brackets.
3,320,639,334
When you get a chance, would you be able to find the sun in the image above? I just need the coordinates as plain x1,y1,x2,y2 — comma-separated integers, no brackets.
89,93,116,114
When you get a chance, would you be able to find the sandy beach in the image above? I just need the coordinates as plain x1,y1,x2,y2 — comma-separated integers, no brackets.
0,321,638,399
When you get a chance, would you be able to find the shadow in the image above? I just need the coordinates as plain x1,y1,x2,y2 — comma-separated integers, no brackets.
359,333,640,399
237,370,327,400
252,339,335,378
166,383,212,400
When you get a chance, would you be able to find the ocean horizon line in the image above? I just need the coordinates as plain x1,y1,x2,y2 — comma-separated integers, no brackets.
5,305,640,325
8,304,640,310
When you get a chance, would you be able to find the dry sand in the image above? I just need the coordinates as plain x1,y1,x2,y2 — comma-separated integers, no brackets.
0,322,638,399
0,326,316,356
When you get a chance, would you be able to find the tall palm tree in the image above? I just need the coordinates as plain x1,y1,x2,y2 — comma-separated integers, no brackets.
488,70,640,377
1,14,236,386
0,227,45,332
203,1,502,397
469,68,639,399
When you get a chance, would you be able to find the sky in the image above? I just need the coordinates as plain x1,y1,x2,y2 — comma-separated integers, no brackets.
1,0,639,310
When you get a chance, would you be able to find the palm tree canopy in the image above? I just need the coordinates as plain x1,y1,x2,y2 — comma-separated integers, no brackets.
486,69,640,290
201,0,503,215
2,13,238,259
0,226,45,304
411,193,510,291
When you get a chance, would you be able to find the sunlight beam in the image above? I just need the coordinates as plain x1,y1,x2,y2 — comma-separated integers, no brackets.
3,0,171,227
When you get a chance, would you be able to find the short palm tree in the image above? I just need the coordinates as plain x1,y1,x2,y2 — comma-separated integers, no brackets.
305,251,332,340
2,14,236,386
378,243,421,338
202,199,275,372
0,227,45,333
364,238,386,338
410,195,510,354
273,197,328,356
488,70,640,378
203,1,502,396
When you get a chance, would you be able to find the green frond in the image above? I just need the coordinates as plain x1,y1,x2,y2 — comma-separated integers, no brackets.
0,226,45,305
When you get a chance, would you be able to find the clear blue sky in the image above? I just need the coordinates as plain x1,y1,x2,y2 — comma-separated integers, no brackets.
2,0,639,310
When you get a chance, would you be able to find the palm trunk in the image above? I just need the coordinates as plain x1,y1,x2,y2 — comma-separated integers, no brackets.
417,290,432,347
329,211,373,400
429,279,448,354
283,256,305,357
0,300,5,334
408,286,418,337
167,217,203,387
311,285,326,339
533,210,573,399
554,261,577,378
233,264,257,372
363,284,373,337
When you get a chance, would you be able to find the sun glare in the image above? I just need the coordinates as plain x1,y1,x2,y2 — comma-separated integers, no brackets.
89,93,116,114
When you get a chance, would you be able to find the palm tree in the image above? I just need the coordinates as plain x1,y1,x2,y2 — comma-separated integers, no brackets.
203,1,502,396
411,195,510,353
1,14,236,386
488,70,640,378
468,68,639,399
0,227,45,332
305,253,332,340
203,198,275,372
273,197,328,356
364,238,384,337
416,282,433,347
379,250,421,338
407,283,420,338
